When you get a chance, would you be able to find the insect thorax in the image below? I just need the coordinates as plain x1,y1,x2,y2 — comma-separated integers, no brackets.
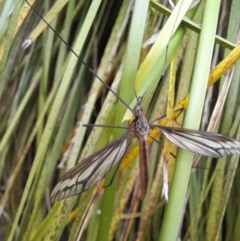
134,115,149,141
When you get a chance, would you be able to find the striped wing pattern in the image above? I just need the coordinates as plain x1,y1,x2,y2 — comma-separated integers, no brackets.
152,125,240,158
51,133,129,202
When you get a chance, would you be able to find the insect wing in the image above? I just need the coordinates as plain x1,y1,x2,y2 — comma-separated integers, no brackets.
51,133,129,202
151,125,240,158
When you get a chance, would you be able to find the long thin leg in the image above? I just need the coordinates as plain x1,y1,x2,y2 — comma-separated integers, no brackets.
83,124,128,130
103,161,122,188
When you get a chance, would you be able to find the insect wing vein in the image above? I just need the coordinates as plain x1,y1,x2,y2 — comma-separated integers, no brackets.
51,133,129,202
151,125,240,158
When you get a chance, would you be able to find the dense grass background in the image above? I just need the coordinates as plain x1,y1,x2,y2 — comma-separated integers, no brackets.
1,0,240,240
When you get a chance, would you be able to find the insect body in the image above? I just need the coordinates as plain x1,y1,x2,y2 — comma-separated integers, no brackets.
51,96,240,202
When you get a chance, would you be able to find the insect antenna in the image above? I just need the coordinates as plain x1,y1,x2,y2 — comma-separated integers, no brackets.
24,0,136,115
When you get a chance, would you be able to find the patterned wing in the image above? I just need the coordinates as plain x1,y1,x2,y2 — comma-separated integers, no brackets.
51,133,129,202
151,125,240,158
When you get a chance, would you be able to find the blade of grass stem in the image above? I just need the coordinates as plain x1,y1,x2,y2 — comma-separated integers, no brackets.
159,0,222,240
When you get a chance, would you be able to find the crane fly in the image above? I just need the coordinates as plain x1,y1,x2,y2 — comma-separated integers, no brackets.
51,92,240,202
24,0,240,203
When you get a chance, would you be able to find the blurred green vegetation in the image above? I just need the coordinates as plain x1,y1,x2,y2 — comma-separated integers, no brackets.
0,0,240,240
